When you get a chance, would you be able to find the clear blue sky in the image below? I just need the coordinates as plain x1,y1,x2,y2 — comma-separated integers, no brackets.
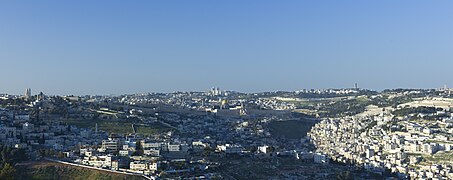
1,1,452,95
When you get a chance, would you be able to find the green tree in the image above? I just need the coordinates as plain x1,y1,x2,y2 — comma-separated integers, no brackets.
135,141,143,155
0,163,16,180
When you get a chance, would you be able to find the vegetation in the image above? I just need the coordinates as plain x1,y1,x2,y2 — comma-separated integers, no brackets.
422,151,453,163
0,163,16,180
268,120,315,139
371,95,413,108
361,120,378,133
17,162,144,180
336,170,353,180
0,144,28,179
62,118,172,135
318,96,372,117
392,106,443,116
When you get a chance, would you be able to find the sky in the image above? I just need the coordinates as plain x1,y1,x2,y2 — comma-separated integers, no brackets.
0,1,452,95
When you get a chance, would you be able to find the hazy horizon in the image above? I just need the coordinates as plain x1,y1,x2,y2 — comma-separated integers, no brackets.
1,1,452,95
1,85,448,96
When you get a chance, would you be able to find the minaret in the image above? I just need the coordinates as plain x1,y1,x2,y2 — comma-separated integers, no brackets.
25,88,32,99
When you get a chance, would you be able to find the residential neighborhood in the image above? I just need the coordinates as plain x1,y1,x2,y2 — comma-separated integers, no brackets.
1,87,452,179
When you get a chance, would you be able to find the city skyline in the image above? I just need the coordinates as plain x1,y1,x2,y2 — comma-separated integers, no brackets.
1,1,452,95
2,84,453,97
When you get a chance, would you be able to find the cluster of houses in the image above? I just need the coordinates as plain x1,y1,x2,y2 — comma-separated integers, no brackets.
76,137,192,175
296,88,360,95
9,88,446,179
309,106,453,179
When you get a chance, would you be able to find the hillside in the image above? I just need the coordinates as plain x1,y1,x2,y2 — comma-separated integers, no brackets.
16,161,145,180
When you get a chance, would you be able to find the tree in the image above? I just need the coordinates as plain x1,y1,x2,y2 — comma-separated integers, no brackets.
38,134,45,144
336,171,353,180
57,152,65,159
203,147,212,157
0,163,16,180
135,141,143,155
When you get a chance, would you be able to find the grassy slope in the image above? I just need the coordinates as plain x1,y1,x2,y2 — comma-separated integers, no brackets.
62,118,172,135
17,162,144,180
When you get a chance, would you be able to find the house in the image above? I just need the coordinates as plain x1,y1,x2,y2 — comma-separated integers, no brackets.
119,150,130,156
149,162,159,171
130,161,147,171
102,139,119,153
144,149,160,156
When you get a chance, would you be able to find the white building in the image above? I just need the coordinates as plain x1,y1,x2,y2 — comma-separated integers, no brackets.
130,161,148,171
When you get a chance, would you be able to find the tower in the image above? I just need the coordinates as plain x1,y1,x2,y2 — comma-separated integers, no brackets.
354,83,358,90
239,102,248,116
25,88,31,99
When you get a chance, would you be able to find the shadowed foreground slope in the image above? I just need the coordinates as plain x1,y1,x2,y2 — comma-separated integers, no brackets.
16,161,144,180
